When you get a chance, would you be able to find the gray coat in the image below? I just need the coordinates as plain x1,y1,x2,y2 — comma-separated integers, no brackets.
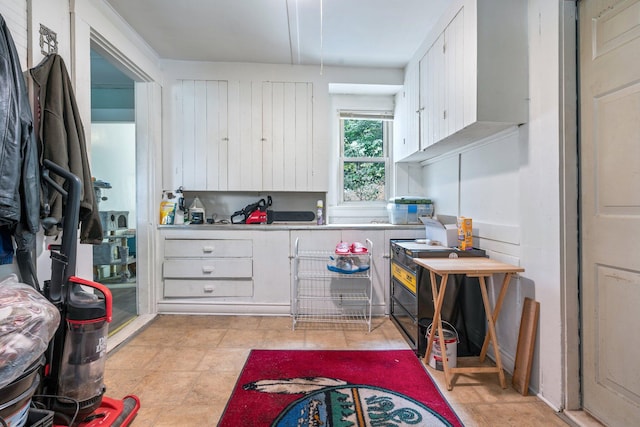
30,54,103,244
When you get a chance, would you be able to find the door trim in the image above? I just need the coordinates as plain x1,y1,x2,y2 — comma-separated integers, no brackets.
560,0,581,411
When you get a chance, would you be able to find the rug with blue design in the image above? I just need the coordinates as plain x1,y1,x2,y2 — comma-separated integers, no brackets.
219,349,463,426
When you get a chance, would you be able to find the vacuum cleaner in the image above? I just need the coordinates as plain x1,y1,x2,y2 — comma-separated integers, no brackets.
32,159,140,426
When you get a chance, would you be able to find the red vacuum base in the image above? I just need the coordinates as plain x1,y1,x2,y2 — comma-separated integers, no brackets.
53,395,140,427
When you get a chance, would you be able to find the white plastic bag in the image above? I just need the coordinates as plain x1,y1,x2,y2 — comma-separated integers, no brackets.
0,274,60,388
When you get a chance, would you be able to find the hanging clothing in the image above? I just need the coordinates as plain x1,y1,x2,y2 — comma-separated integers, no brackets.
30,54,103,244
0,14,40,283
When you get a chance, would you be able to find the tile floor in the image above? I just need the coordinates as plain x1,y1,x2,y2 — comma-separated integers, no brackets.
104,315,570,426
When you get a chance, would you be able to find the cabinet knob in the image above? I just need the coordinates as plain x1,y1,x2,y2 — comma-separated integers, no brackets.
202,266,215,273
202,246,214,253
203,285,215,293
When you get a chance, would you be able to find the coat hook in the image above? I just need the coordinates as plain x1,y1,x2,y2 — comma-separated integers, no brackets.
39,24,58,56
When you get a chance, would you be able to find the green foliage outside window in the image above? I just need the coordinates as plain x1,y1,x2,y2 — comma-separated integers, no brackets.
342,119,386,202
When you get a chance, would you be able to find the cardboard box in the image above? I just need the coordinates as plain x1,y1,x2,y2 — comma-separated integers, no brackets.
458,217,473,250
420,215,459,247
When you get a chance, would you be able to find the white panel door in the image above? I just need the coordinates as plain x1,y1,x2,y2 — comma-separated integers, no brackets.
579,0,640,425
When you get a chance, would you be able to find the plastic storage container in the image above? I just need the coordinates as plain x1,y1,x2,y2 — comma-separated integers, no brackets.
0,356,43,427
387,197,433,224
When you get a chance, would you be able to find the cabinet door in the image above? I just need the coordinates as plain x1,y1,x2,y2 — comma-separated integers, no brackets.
420,9,464,148
175,80,198,189
420,32,445,148
228,81,263,191
205,81,229,190
400,61,420,158
172,80,229,191
262,82,313,191
444,9,465,138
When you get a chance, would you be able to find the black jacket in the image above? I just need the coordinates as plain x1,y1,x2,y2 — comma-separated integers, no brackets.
0,14,40,266
30,54,103,244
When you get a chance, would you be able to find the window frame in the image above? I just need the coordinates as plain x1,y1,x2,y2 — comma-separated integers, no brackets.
338,110,392,205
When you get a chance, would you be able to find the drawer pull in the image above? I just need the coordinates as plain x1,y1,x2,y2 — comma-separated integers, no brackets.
202,266,215,273
203,285,215,293
202,246,215,253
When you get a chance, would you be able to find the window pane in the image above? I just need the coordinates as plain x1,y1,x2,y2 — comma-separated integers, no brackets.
343,119,383,158
343,162,386,201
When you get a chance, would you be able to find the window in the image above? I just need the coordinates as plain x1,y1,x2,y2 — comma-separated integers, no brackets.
339,111,392,203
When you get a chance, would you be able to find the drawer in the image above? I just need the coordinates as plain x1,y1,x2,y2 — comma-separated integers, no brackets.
164,239,252,258
164,279,253,298
391,279,418,317
390,299,418,348
391,262,416,294
163,258,252,279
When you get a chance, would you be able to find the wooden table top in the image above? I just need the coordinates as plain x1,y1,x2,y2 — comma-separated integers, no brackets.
413,257,524,275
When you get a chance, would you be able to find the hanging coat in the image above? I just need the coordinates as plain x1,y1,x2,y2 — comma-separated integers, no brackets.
0,14,40,285
30,54,103,244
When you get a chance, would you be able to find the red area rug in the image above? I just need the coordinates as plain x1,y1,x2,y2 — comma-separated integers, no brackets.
219,349,463,426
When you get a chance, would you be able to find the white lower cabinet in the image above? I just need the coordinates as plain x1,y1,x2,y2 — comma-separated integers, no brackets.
163,237,253,298
159,229,290,314
158,227,424,315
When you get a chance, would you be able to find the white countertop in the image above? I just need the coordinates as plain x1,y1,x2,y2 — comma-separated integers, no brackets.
159,223,424,231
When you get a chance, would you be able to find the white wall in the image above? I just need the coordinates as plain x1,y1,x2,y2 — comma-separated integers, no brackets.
419,0,567,410
0,0,27,69
91,123,137,221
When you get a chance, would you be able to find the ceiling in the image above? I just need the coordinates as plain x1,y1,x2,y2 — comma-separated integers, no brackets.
104,0,450,69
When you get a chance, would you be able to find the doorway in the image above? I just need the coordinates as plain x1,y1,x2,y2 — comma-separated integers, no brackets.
90,49,138,333
578,0,640,425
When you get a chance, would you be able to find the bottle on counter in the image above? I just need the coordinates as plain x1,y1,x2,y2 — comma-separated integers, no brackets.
189,196,205,224
174,187,185,224
316,200,324,225
159,191,176,225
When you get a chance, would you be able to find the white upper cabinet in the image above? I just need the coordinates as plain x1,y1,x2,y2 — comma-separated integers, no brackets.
421,10,464,150
169,80,229,191
401,0,528,162
167,79,315,192
227,80,263,191
262,82,314,191
395,61,420,162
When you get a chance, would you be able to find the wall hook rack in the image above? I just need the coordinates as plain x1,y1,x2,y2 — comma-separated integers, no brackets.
39,24,58,56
